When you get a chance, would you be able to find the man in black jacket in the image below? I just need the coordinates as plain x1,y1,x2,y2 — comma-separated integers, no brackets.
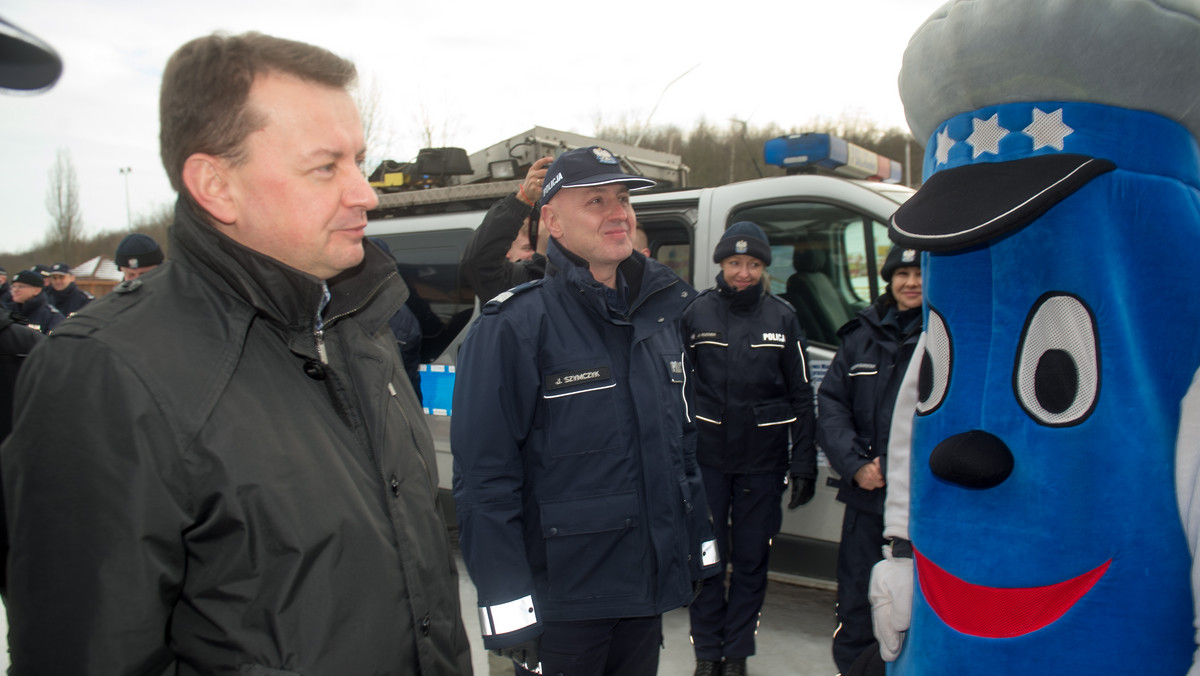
45,262,93,316
460,156,552,304
817,246,923,674
2,32,471,674
8,269,62,335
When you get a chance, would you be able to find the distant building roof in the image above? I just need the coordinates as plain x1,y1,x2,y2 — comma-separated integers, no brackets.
72,255,123,282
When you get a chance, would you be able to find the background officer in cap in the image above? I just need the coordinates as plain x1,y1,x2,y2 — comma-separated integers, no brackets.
460,156,553,305
0,267,13,311
818,246,922,674
45,262,93,316
683,221,817,676
8,269,63,334
452,145,721,675
114,233,165,281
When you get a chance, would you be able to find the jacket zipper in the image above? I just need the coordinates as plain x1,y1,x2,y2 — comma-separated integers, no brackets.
315,329,329,364
321,269,398,331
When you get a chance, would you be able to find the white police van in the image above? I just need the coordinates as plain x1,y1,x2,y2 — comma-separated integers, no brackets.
365,128,913,582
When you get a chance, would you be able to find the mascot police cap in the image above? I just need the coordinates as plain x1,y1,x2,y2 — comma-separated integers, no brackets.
890,0,1200,252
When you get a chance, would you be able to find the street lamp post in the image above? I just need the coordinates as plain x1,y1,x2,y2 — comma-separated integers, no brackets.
118,167,132,229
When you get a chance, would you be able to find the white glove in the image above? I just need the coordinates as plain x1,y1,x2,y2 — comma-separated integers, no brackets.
869,543,914,662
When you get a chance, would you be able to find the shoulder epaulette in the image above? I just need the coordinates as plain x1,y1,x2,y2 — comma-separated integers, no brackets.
482,278,544,314
835,315,865,339
767,293,796,312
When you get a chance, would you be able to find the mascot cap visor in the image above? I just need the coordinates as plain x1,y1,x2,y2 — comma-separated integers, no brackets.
889,154,1114,252
0,17,62,92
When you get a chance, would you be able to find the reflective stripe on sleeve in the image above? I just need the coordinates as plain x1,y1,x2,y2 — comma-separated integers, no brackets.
796,340,810,383
478,595,538,636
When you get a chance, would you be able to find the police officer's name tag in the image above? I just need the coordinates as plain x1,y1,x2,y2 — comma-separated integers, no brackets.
545,366,612,396
690,330,726,348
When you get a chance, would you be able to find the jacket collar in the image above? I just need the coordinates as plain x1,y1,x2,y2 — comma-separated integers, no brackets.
859,296,922,345
715,272,764,309
17,290,48,314
546,238,681,320
167,198,404,334
46,282,75,302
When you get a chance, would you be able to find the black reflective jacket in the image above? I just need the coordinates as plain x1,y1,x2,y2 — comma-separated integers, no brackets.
13,291,62,335
2,199,472,675
682,275,817,477
45,282,93,316
817,297,921,514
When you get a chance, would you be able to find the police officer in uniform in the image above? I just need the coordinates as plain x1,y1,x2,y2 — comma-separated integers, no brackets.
8,270,63,335
452,146,721,675
114,233,165,282
45,262,93,316
683,222,817,676
818,246,923,674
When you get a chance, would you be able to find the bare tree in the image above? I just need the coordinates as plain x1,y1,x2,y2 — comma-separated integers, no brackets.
45,148,83,264
355,73,396,177
410,95,463,152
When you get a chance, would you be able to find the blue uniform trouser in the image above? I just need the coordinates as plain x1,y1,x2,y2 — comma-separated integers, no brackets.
514,615,662,676
689,466,784,660
833,505,885,674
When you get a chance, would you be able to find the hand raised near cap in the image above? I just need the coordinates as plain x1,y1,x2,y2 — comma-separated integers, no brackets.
519,156,554,206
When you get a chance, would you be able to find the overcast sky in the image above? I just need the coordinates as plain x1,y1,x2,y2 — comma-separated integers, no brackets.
1,0,948,257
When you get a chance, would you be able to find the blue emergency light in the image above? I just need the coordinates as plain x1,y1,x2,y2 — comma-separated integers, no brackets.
764,133,903,183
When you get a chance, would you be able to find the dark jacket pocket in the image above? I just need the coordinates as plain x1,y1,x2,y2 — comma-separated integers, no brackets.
540,491,644,601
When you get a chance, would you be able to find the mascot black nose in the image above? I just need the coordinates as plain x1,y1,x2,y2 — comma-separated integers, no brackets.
929,430,1014,489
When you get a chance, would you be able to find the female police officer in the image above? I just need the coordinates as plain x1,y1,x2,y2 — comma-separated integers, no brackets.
683,221,817,676
818,246,923,674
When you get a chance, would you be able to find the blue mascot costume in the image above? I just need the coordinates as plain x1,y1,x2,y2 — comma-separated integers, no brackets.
868,1,1200,674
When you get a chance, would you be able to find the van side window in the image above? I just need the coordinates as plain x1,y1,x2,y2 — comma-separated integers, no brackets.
729,202,887,348
374,229,477,363
638,216,693,285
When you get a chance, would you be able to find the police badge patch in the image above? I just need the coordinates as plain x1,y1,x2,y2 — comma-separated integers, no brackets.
735,240,748,254
592,147,618,165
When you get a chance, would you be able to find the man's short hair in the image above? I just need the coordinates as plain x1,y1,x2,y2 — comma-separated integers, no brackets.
159,32,358,196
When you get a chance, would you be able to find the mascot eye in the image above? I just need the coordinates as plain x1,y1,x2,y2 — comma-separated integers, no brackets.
917,307,952,416
1013,293,1099,427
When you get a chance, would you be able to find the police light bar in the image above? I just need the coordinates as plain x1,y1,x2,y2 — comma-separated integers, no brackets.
763,133,903,183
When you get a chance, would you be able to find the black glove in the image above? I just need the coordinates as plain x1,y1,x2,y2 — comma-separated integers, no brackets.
493,637,540,669
788,475,815,509
692,578,705,602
